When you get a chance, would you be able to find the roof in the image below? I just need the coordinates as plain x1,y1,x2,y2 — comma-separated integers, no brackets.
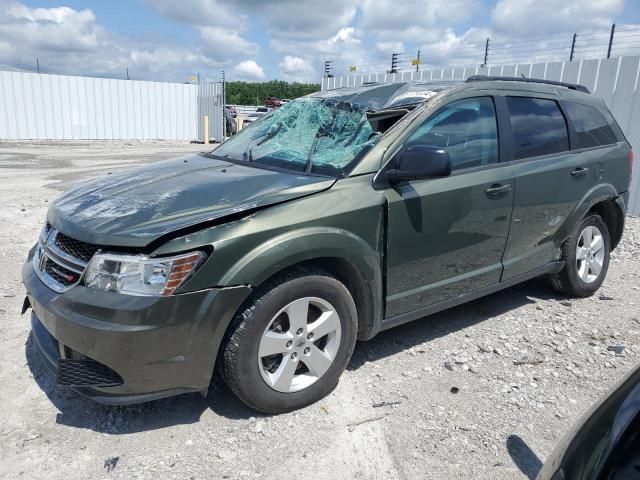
311,76,593,111
309,81,462,111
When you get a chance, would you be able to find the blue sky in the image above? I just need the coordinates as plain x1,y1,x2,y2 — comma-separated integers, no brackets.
1,0,639,83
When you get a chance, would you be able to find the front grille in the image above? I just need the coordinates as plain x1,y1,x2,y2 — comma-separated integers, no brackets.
54,232,100,262
44,259,79,286
34,224,92,293
57,359,123,387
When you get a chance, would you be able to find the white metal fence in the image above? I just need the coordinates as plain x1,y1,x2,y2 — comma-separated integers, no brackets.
321,56,640,215
0,71,201,140
198,81,224,143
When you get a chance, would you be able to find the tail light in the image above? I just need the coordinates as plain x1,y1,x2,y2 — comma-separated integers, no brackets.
628,150,634,175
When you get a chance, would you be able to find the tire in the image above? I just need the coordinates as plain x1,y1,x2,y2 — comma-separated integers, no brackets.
550,214,610,297
221,267,358,414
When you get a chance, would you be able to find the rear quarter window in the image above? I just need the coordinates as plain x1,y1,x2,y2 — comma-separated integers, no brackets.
563,102,618,148
506,97,570,160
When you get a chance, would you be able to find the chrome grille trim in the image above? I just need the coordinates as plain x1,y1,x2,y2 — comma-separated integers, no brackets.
33,227,93,293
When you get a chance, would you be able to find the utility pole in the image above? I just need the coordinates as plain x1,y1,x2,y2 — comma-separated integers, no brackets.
221,70,226,107
569,33,576,61
221,69,226,139
324,60,334,78
416,50,421,72
483,38,490,66
390,53,399,74
36,57,39,73
607,23,616,59
126,67,129,80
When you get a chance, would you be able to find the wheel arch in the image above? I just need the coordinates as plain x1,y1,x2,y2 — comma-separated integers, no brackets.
219,227,384,340
587,197,625,250
556,183,625,250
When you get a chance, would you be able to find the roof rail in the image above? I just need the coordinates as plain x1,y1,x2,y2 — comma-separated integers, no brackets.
465,75,590,94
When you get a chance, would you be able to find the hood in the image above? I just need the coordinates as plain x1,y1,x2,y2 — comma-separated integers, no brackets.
48,154,335,248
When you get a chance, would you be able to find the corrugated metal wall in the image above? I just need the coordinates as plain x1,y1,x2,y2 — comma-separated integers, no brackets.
0,71,199,140
197,81,224,143
322,56,640,215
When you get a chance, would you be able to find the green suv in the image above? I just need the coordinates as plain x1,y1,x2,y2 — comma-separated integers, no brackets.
23,76,633,413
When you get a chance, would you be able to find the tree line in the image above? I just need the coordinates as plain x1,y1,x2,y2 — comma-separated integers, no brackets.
225,80,320,106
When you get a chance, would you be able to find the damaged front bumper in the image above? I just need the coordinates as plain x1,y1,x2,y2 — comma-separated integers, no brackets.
22,249,251,405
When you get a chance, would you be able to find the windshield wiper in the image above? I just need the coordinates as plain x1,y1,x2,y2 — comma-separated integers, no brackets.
243,122,283,162
305,126,332,173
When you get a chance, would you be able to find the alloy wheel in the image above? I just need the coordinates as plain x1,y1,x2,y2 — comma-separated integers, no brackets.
576,225,605,284
257,297,342,393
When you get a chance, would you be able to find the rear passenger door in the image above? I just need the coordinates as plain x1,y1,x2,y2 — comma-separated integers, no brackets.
500,95,599,280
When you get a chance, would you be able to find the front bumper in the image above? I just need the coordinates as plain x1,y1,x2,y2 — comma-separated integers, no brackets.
23,249,251,405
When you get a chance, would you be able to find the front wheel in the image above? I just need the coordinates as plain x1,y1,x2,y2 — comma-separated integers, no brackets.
550,214,610,297
221,268,357,414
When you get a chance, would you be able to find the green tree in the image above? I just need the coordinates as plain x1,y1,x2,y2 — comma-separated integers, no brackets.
225,80,321,105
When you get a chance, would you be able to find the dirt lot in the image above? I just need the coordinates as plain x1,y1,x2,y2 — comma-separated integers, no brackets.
0,141,639,480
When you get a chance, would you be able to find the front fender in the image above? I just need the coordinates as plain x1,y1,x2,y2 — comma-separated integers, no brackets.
553,182,621,246
220,227,384,339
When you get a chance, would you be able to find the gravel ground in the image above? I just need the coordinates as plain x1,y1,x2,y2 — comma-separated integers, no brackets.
0,141,639,480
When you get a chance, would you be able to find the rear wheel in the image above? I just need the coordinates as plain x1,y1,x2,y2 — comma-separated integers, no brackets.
222,268,357,413
550,214,610,297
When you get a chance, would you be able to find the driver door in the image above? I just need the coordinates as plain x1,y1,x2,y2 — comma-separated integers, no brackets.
384,96,515,318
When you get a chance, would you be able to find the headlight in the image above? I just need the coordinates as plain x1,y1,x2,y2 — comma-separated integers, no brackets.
84,251,205,296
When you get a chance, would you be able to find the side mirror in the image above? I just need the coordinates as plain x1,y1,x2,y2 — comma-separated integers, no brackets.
386,145,452,183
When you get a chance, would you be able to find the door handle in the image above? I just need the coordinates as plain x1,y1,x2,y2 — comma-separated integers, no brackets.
485,184,512,197
571,167,589,177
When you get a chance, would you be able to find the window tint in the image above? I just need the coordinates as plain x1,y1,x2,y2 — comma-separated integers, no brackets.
564,102,618,148
506,97,569,160
405,97,498,171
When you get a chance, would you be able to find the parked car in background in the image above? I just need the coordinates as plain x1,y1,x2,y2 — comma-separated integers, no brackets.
225,105,237,118
224,108,237,137
241,111,267,127
23,77,631,413
537,361,640,479
265,96,282,108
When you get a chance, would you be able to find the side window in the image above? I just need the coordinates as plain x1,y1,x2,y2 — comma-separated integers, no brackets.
564,102,618,148
404,97,498,171
506,97,569,160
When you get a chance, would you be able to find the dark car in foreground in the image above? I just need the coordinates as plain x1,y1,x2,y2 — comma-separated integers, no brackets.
538,362,640,479
23,76,632,413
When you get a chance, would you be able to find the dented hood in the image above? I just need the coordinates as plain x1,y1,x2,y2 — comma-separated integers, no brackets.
48,154,335,248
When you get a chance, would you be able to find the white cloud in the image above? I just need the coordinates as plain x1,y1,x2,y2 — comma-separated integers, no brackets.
232,60,266,80
492,0,622,36
0,1,103,53
0,0,225,81
329,27,359,45
375,41,405,55
1,0,634,83
360,0,476,43
235,0,357,41
199,26,259,59
145,0,241,27
418,27,492,67
279,55,317,82
128,47,221,75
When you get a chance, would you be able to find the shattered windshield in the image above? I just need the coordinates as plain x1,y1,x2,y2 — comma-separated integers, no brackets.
211,97,380,177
